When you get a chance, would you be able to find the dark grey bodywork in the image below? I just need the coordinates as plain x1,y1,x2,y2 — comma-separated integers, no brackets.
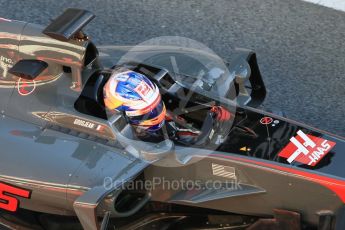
0,11,344,230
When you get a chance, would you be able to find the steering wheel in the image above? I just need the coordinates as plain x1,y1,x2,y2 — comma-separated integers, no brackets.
167,105,232,148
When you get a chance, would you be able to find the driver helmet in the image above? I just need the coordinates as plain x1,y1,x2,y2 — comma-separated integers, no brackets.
104,69,166,132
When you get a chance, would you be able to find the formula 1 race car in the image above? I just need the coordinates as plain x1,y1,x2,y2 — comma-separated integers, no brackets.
0,8,344,230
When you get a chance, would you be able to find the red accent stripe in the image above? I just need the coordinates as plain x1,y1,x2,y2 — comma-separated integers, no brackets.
211,154,345,203
177,131,199,137
211,106,232,121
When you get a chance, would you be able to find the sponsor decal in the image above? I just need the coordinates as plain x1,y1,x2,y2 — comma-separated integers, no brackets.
240,146,251,152
212,163,237,180
17,78,36,96
272,119,280,127
209,129,215,139
0,55,14,78
0,55,14,65
260,116,273,125
135,81,151,99
116,73,130,82
73,119,95,129
278,130,336,166
0,182,31,212
0,18,11,22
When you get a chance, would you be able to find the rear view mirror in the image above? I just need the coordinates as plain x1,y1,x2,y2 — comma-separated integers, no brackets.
233,58,251,95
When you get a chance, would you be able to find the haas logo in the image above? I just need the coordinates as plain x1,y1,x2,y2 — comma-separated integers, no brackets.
278,130,336,166
17,78,36,96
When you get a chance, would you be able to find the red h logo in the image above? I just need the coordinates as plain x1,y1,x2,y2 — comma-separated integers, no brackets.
278,130,335,166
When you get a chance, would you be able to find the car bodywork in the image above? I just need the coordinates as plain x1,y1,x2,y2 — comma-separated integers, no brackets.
0,8,344,230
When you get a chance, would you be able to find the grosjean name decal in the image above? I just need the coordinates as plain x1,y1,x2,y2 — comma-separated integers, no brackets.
73,118,95,129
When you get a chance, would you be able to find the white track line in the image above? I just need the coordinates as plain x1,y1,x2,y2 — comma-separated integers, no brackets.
302,0,345,12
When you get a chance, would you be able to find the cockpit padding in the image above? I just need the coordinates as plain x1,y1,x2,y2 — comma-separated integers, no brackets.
74,71,108,119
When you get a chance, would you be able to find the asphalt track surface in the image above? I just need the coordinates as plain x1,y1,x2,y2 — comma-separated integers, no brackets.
0,0,344,136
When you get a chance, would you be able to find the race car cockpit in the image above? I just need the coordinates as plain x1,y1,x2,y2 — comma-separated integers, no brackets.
74,53,262,152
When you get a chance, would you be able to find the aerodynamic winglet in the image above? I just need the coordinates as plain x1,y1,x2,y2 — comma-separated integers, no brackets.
170,184,265,204
9,59,48,80
43,8,95,42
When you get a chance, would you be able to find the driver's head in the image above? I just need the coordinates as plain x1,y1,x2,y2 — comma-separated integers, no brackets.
104,69,166,132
